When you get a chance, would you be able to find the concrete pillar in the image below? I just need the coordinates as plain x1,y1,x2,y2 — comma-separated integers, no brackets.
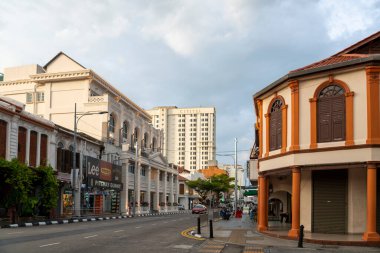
25,128,30,166
147,166,151,213
170,173,174,208
156,169,160,212
363,164,380,241
164,171,167,212
288,167,301,238
120,162,129,215
136,162,141,214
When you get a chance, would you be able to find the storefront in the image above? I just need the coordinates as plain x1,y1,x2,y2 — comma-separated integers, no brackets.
84,156,123,215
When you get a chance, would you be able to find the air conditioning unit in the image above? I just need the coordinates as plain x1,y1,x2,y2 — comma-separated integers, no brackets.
122,143,130,151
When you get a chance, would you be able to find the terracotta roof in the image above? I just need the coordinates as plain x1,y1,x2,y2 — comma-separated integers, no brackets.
290,54,368,73
198,166,227,179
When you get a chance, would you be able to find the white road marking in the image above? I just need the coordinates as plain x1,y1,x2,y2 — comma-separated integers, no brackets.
114,230,124,233
7,232,24,235
163,221,168,223
152,224,156,226
135,226,141,229
84,235,98,239
39,242,60,247
172,220,177,221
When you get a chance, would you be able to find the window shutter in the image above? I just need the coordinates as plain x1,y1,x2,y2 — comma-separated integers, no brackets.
332,96,345,141
318,99,332,142
64,150,71,173
40,134,48,166
29,131,37,167
269,115,277,151
276,111,282,149
0,121,7,159
57,148,63,172
18,127,27,163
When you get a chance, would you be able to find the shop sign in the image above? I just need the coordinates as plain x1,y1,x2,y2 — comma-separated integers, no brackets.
86,156,123,190
57,172,71,182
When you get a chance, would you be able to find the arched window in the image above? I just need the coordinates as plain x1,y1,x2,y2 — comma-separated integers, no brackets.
317,84,345,143
122,121,129,140
132,127,139,146
144,132,149,148
152,137,157,151
0,120,7,159
269,99,283,151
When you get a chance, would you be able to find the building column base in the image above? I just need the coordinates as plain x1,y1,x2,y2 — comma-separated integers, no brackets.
363,232,380,241
288,228,299,238
257,225,267,232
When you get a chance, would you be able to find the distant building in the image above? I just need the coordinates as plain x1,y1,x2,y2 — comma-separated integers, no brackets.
147,106,216,171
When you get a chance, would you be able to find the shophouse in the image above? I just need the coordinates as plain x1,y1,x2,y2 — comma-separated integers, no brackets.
0,52,178,215
253,31,380,241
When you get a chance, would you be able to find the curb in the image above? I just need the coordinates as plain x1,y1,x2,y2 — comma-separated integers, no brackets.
1,210,190,229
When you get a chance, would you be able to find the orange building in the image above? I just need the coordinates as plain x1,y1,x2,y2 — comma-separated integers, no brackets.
253,31,380,241
198,165,227,179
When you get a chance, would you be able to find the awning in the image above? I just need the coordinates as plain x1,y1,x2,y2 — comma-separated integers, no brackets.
243,189,258,196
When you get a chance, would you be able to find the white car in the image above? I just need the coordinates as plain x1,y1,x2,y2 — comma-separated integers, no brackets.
178,204,185,210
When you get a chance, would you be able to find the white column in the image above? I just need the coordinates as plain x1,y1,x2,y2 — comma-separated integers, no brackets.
156,169,160,212
170,173,174,210
36,132,41,166
120,161,129,215
147,166,151,213
164,171,167,212
25,129,30,166
136,161,141,214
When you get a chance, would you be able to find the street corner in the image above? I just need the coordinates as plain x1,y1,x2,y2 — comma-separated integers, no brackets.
181,226,206,241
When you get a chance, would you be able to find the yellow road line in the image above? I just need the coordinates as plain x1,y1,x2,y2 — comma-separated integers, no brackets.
180,226,206,241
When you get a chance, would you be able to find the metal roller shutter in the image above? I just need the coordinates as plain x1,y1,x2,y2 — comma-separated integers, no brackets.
312,169,347,234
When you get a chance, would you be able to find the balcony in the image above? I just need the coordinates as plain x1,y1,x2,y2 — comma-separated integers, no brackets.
88,95,108,103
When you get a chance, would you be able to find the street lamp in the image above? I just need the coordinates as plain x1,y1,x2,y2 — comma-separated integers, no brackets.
72,103,108,216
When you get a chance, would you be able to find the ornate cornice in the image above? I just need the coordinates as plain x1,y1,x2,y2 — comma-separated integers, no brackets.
0,79,33,86
30,70,91,83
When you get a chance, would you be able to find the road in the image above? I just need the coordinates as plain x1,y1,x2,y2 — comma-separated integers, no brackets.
0,214,204,253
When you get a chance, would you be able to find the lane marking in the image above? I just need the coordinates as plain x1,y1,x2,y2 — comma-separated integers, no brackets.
114,230,124,233
39,242,60,248
84,235,98,239
163,221,168,223
152,223,157,226
135,226,141,229
7,232,24,235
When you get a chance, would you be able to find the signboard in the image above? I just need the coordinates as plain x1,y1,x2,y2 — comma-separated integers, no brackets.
86,156,123,190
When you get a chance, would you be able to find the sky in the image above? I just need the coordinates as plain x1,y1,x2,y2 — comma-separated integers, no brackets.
0,0,379,167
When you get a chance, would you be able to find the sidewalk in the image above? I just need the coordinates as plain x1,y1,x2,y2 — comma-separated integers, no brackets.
193,214,380,252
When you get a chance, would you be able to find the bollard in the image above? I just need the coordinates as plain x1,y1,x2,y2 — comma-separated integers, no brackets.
197,216,201,234
298,225,304,248
209,219,214,238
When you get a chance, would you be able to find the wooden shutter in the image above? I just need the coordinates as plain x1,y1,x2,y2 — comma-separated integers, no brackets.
318,99,332,142
40,134,48,166
179,184,185,194
64,149,71,173
29,131,37,167
18,127,27,163
57,148,63,172
0,120,7,159
269,115,277,151
332,96,345,141
276,111,282,149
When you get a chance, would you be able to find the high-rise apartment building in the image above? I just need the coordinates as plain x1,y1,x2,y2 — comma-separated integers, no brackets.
147,106,216,171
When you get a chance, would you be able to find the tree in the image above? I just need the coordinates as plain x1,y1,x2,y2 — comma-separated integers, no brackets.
186,174,235,205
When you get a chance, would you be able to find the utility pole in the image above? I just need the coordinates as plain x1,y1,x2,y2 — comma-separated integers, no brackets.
234,138,238,211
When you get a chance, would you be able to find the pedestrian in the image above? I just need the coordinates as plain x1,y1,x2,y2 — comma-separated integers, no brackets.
235,207,242,218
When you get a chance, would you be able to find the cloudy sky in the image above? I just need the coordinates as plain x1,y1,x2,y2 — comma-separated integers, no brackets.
0,0,379,166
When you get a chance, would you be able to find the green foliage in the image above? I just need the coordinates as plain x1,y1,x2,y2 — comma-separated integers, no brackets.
186,174,235,203
0,158,58,217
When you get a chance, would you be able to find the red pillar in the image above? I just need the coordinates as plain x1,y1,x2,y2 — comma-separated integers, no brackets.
363,164,380,241
288,167,301,238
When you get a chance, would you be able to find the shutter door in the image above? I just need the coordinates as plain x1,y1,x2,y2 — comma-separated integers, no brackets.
0,120,7,159
332,96,345,141
312,170,347,234
318,99,331,142
29,131,37,167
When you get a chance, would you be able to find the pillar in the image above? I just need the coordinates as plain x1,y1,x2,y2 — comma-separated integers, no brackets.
164,171,168,212
156,169,160,212
136,162,141,214
288,167,301,238
363,163,380,241
289,80,300,151
258,175,268,232
366,67,380,144
147,166,151,212
309,98,317,149
120,162,129,215
26,128,30,165
264,114,270,157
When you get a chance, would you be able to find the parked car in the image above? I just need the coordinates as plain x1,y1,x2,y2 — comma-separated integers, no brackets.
178,204,185,210
191,204,207,214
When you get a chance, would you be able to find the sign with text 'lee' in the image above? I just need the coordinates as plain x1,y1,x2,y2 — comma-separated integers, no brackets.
86,156,123,190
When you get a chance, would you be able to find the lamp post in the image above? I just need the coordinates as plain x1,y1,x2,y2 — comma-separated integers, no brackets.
72,103,108,216
234,138,238,212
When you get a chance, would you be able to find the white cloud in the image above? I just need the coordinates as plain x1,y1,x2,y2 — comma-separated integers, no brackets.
318,0,379,40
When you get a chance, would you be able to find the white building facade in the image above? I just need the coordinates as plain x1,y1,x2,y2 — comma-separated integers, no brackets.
147,106,216,171
0,52,178,215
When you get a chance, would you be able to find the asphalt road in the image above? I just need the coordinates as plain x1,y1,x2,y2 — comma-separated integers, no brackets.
0,214,204,253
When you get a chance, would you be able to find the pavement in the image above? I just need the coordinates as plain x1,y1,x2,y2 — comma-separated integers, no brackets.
186,214,380,253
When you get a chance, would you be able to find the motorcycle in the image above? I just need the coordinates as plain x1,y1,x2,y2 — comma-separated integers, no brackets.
220,208,231,220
